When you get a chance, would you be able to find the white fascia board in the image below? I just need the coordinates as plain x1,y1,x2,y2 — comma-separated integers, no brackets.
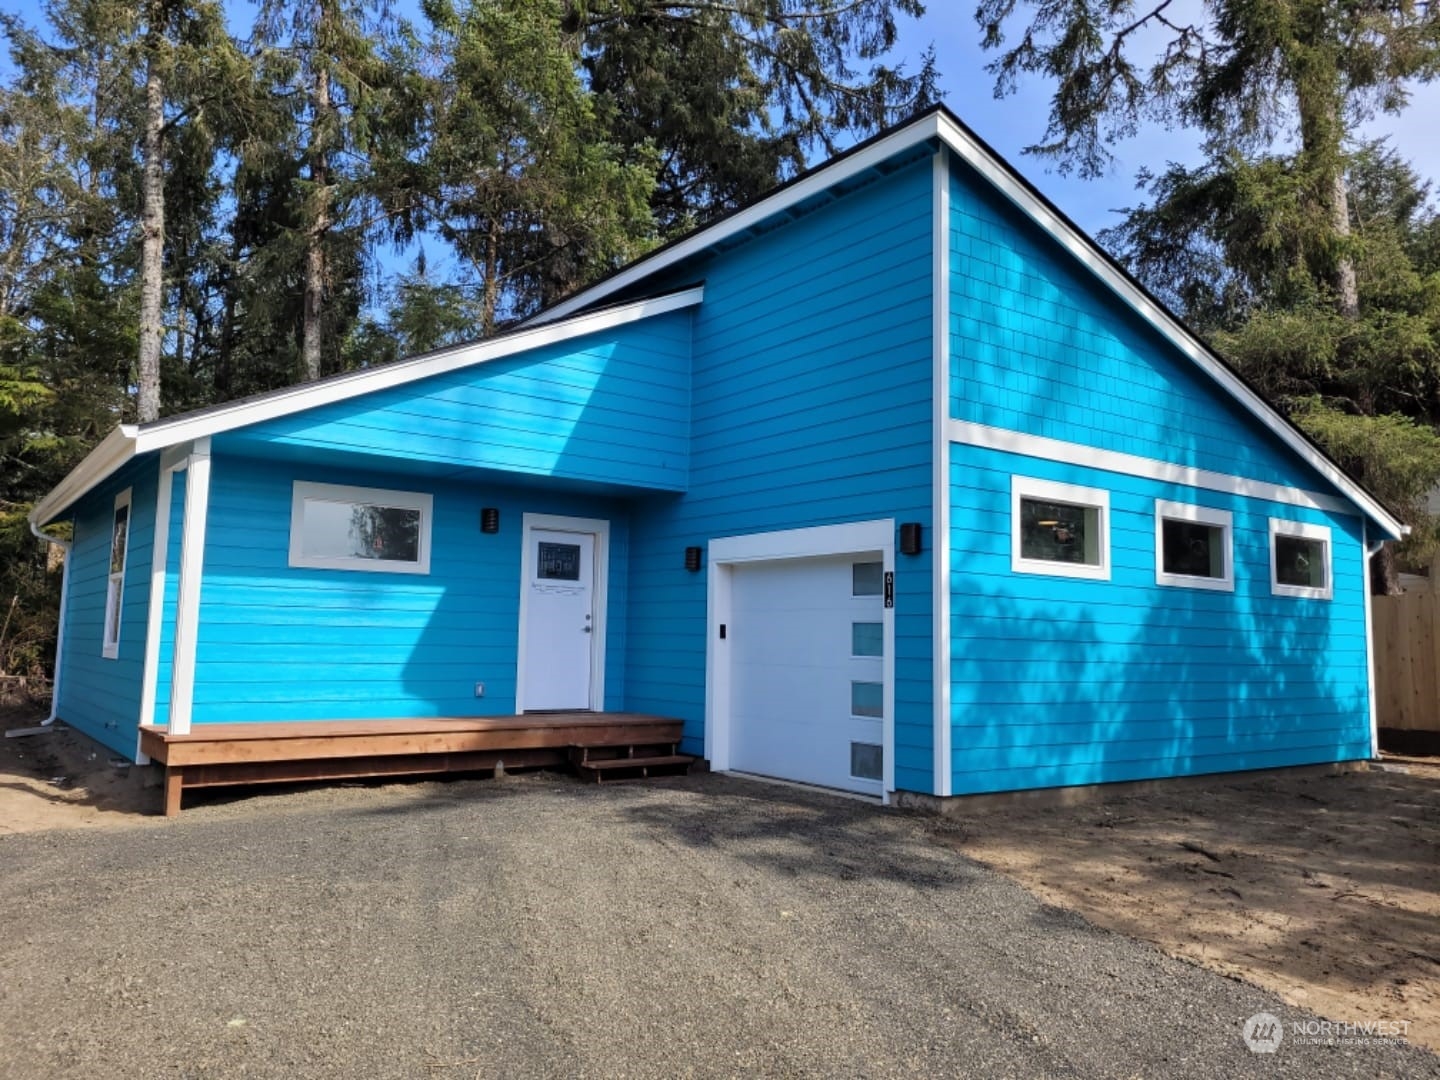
133,288,703,454
28,425,139,526
29,290,702,525
931,113,1406,542
522,117,946,328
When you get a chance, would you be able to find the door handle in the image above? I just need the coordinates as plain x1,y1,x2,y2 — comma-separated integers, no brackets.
582,626,592,633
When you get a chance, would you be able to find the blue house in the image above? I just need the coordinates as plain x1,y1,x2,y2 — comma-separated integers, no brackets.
30,106,1405,810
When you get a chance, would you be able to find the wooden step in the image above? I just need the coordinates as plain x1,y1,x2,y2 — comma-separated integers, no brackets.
581,754,693,770
571,750,696,783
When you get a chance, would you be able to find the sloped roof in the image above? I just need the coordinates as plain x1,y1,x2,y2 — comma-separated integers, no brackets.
29,288,702,525
522,104,1405,541
31,103,1404,538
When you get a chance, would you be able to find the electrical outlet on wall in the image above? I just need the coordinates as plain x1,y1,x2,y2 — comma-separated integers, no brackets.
474,682,485,698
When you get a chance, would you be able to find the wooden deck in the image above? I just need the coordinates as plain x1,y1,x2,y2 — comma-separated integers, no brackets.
138,713,687,816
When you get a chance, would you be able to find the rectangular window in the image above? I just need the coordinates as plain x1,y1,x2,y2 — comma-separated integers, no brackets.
101,488,132,659
1270,519,1332,600
851,681,884,718
850,742,883,781
851,622,883,657
288,481,433,575
1154,501,1233,592
1011,477,1111,581
852,561,883,596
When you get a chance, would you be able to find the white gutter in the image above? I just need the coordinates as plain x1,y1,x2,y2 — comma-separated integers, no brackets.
28,519,73,725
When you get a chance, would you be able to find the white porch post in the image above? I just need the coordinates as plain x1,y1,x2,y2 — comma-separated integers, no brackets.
167,437,212,736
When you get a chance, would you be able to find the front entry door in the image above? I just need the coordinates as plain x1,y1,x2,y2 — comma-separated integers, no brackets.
520,527,596,710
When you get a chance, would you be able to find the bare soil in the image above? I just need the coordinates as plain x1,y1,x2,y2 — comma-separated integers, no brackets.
4,704,1437,1056
0,704,165,833
932,762,1440,1052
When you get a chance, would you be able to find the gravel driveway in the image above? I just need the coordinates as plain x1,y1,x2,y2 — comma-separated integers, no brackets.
1,771,1435,1079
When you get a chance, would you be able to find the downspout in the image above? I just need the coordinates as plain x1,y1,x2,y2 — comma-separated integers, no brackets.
1363,524,1386,761
28,519,72,726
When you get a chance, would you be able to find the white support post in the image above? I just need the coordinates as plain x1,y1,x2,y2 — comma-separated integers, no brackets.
167,438,211,736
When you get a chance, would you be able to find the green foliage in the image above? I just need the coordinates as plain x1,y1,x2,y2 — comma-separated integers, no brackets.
1288,399,1440,562
0,0,931,679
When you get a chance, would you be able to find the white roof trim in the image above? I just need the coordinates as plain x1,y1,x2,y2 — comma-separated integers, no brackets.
524,114,948,328
522,109,1405,540
31,426,138,527
29,287,703,526
931,113,1405,541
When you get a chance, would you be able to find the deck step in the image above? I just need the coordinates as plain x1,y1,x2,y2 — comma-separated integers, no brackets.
568,745,696,782
581,754,694,770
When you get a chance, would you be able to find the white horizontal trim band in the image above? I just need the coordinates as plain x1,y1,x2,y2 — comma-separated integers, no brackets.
949,420,1355,516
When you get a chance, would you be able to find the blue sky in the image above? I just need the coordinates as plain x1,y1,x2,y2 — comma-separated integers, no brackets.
5,0,1437,242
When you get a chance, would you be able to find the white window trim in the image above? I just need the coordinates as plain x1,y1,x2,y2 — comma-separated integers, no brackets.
288,481,433,575
1270,518,1333,600
1010,476,1112,581
101,487,132,659
1154,500,1234,592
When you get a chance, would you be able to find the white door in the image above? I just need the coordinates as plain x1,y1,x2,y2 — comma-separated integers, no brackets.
520,528,596,711
729,555,886,795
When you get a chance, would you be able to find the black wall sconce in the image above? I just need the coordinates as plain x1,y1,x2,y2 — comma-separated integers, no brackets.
900,522,923,556
480,507,500,534
684,546,703,572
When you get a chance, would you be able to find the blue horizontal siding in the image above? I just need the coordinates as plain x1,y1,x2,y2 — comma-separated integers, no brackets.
219,311,692,492
624,156,937,791
948,158,1346,498
55,455,161,759
190,454,630,722
949,443,1371,794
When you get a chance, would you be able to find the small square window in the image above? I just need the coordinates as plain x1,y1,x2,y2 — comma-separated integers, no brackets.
850,742,883,781
1011,477,1110,581
852,561,883,596
1155,501,1233,591
851,622,883,657
1270,519,1332,599
850,681,883,718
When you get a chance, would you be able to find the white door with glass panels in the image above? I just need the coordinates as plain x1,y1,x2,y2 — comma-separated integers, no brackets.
729,555,885,795
520,528,596,711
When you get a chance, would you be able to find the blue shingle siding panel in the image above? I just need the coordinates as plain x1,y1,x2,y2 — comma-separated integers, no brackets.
949,444,1370,794
624,156,938,792
947,159,1344,498
55,455,160,759
151,468,186,729
222,311,693,492
190,454,629,722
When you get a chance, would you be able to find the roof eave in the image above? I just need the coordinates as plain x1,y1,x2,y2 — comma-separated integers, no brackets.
29,425,139,527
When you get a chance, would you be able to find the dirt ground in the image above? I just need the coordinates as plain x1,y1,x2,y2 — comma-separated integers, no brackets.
0,703,167,834
933,761,1440,1052
4,702,1437,1056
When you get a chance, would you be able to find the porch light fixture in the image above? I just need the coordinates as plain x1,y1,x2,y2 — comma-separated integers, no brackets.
685,546,703,572
481,507,500,534
900,522,923,556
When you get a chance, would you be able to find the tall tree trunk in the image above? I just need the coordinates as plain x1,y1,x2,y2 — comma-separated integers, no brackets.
1371,546,1400,596
302,62,331,382
481,214,501,337
1330,171,1360,320
137,37,166,424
